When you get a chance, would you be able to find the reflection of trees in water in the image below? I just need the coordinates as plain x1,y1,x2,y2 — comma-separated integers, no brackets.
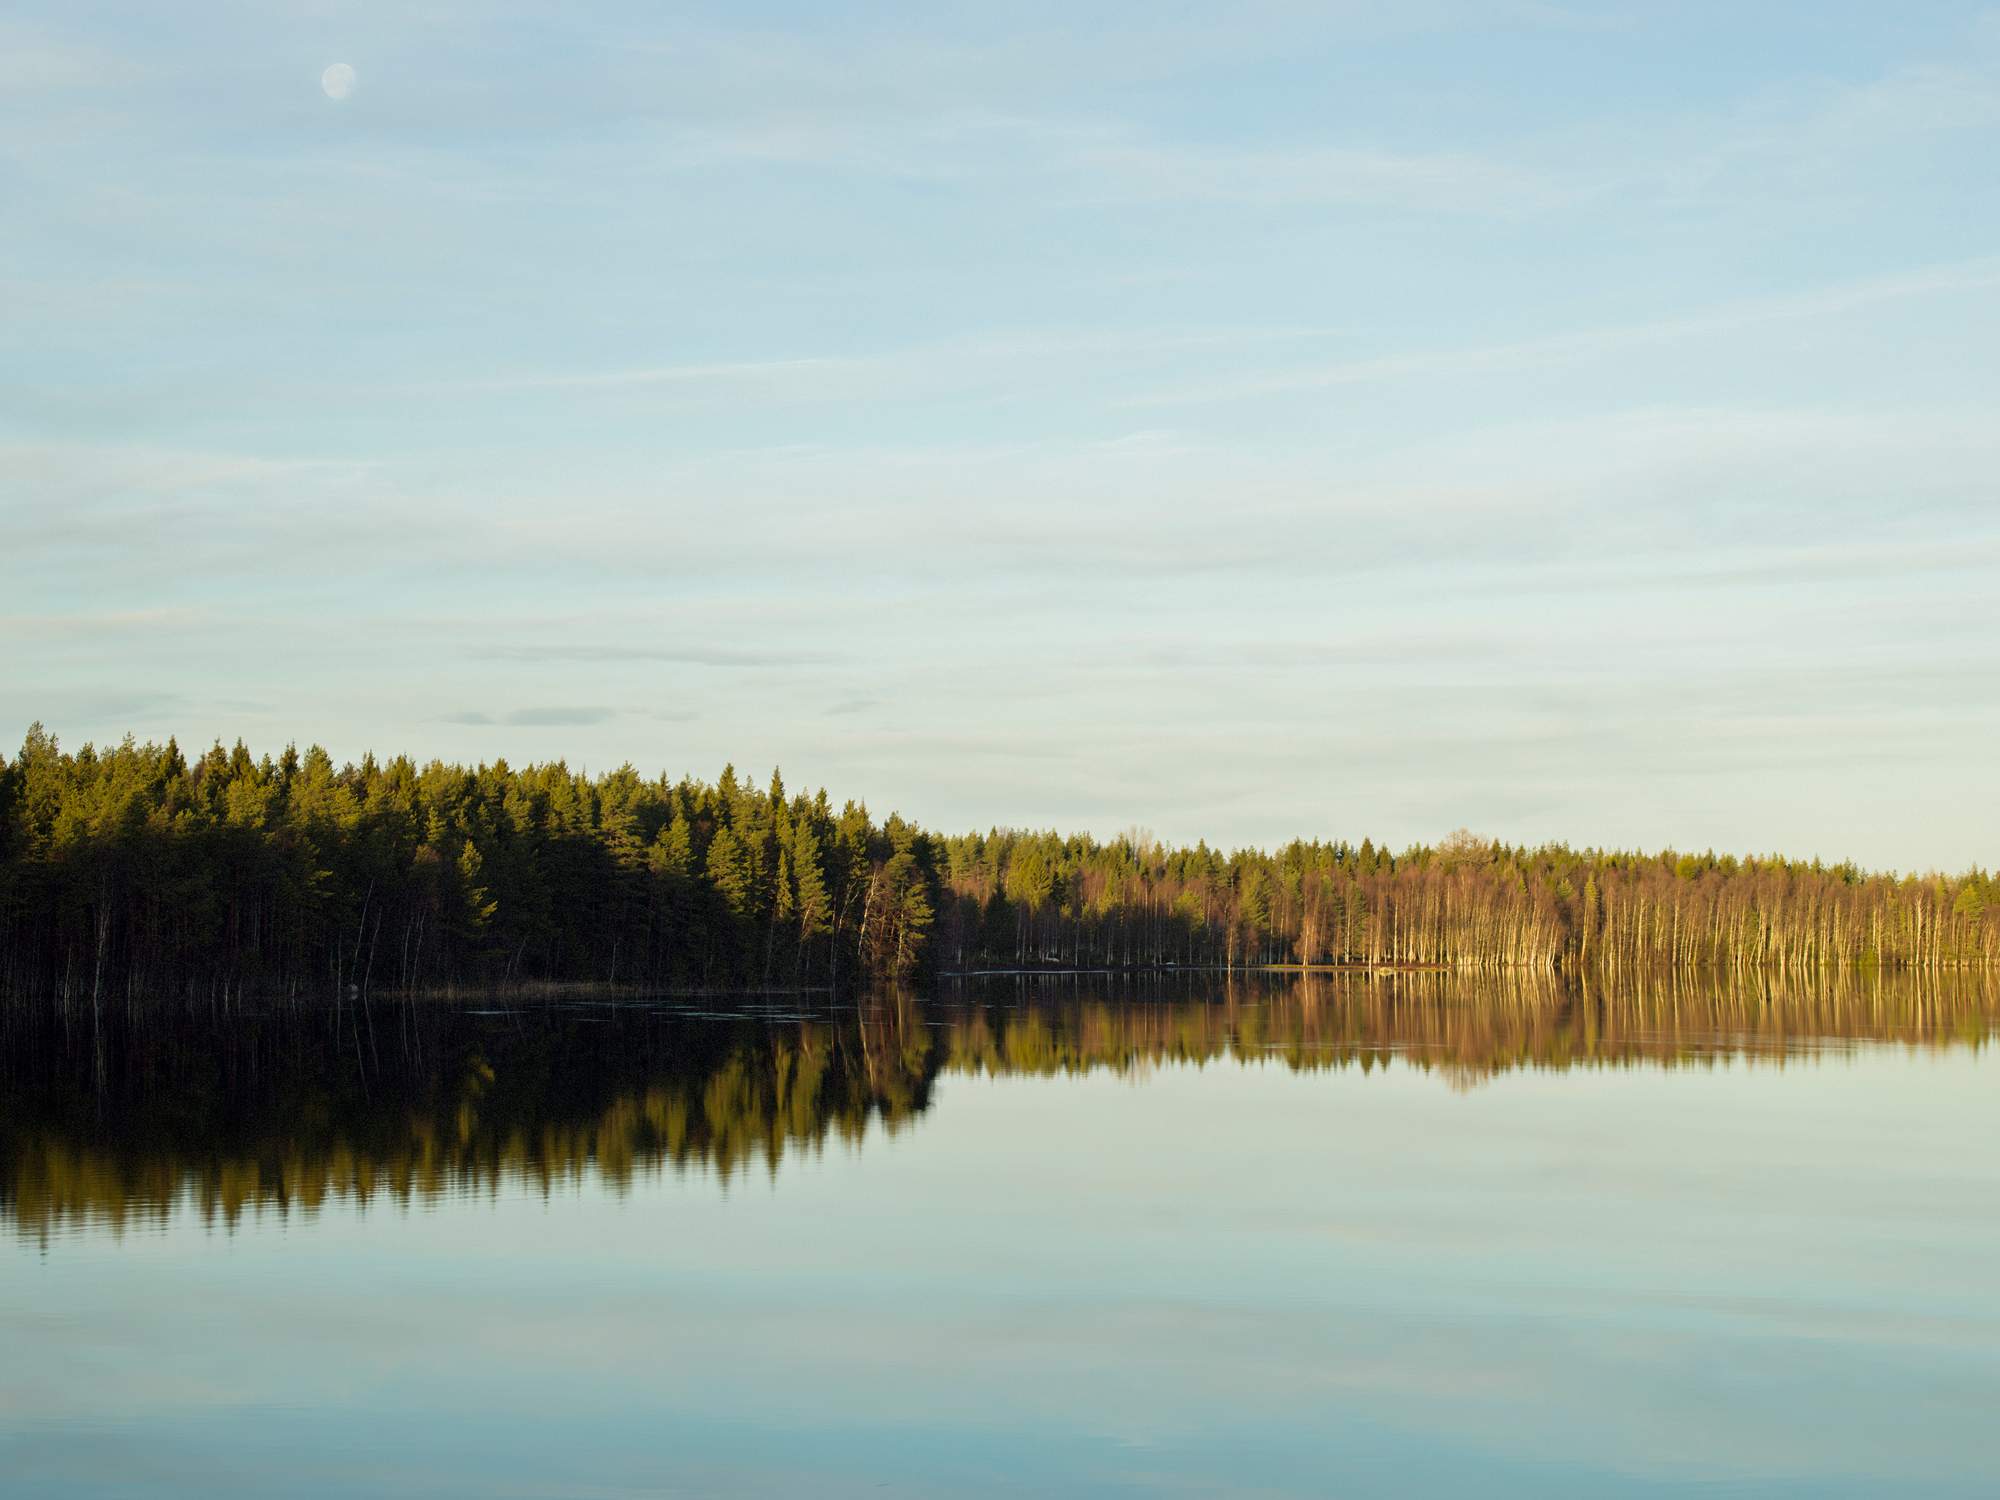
2,996,940,1245
6,970,1995,1241
943,968,2000,1090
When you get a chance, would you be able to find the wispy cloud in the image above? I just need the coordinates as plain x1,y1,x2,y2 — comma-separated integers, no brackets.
410,324,1349,398
1126,257,2000,406
1065,138,1576,214
0,443,371,510
451,356,868,394
1134,634,1517,670
1,607,206,638
467,644,838,668
580,111,1577,216
447,707,619,727
0,20,144,96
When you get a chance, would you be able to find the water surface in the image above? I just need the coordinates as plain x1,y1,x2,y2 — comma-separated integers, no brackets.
4,972,1997,1496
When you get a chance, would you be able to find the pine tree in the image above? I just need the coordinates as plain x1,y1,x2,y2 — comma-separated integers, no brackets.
792,824,832,973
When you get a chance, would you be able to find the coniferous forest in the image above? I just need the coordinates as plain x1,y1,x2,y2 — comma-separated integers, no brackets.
1,725,1996,1007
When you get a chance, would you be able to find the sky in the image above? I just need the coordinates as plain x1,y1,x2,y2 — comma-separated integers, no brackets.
4,1,1999,871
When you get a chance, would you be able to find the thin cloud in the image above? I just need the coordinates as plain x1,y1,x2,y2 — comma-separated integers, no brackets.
1,607,205,637
1126,257,2000,406
450,356,866,394
0,20,145,95
447,707,620,727
508,706,617,727
1135,636,1517,670
467,644,838,668
409,324,1349,398
1067,138,1576,215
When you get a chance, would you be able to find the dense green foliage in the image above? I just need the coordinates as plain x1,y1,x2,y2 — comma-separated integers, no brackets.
0,726,932,1002
2,726,1996,1004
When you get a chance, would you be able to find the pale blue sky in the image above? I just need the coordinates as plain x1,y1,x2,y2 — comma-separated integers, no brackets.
5,2,1999,869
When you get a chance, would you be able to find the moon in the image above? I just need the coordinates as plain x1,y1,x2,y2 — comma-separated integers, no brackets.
321,63,356,101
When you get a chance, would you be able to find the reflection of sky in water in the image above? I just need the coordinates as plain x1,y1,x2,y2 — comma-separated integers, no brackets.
6,1051,1998,1497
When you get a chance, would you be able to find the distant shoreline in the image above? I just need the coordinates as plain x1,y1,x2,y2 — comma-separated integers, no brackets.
4,726,1995,1010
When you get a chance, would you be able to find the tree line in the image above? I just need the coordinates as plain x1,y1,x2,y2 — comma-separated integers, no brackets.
0,726,935,1008
2,726,1995,1007
931,823,1999,973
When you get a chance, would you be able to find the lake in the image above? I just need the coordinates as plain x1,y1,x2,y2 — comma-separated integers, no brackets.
4,971,1998,1497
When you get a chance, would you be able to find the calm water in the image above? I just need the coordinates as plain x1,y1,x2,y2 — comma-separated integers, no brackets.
4,972,1998,1497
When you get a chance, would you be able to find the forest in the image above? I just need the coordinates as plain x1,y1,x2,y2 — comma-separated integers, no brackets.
2,725,1996,1007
